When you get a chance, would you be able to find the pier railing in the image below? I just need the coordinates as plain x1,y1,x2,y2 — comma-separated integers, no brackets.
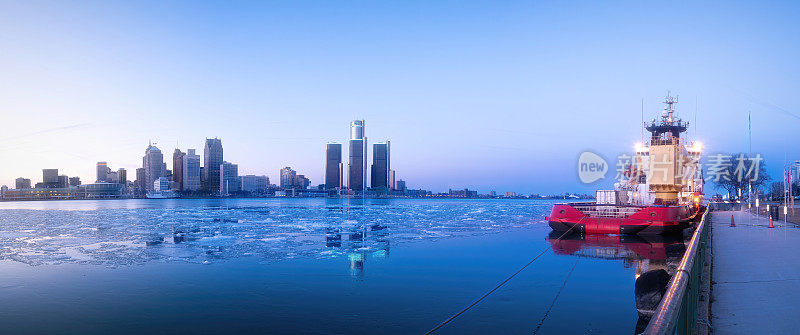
640,206,709,335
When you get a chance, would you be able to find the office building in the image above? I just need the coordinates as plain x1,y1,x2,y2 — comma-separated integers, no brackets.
240,175,269,194
371,141,390,191
280,167,297,189
204,138,223,194
348,120,367,191
96,162,110,183
294,174,310,190
220,161,240,195
143,143,164,191
325,143,343,190
173,149,185,190
395,179,406,191
0,185,7,199
154,177,170,192
57,175,69,188
182,149,201,191
135,168,146,195
15,177,31,189
69,176,81,187
118,168,127,185
43,169,59,188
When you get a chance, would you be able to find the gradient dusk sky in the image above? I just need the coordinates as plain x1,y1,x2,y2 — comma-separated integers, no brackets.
1,1,799,194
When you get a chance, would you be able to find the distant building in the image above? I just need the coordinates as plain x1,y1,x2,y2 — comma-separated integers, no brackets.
96,162,110,183
348,120,367,191
154,177,170,192
325,143,343,190
395,179,406,191
449,188,477,198
240,175,269,194
204,138,223,194
220,161,240,195
42,169,59,188
506,191,517,197
69,176,81,187
295,174,310,190
15,177,31,189
84,183,124,198
143,143,164,191
280,167,297,189
57,175,69,188
182,149,201,192
134,168,146,195
107,171,119,183
173,149,185,190
0,185,7,199
118,168,127,185
371,141,390,191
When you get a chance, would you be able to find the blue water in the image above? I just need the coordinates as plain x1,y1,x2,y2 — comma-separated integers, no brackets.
0,198,670,334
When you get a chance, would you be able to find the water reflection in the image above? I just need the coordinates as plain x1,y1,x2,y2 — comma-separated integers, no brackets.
548,232,685,333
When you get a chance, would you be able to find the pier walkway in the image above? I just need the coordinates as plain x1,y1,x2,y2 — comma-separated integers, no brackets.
711,210,800,334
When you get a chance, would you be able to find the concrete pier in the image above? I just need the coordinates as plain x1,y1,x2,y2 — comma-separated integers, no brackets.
710,210,800,334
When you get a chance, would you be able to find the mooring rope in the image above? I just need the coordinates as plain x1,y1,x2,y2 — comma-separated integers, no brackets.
532,259,578,335
424,225,577,334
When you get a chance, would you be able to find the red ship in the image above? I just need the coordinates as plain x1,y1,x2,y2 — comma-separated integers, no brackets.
547,95,704,235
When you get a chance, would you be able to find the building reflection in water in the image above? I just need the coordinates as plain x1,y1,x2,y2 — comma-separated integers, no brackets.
547,231,685,334
323,198,391,279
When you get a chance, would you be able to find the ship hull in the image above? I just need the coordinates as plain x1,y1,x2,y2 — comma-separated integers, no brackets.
546,202,700,235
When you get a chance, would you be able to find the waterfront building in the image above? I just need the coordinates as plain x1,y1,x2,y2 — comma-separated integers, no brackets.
42,169,59,188
107,171,119,183
96,162,110,182
143,143,164,191
69,176,81,187
118,168,127,185
203,138,223,194
134,168,146,195
57,175,69,188
0,185,6,199
83,183,124,198
15,177,31,189
173,149,185,190
220,161,240,195
182,149,201,191
154,177,170,192
295,174,310,190
280,167,297,189
370,141,390,191
325,143,343,190
240,175,269,194
3,187,81,200
395,179,406,192
348,120,367,192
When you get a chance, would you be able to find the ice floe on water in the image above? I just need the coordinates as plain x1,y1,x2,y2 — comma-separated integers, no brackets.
0,199,552,266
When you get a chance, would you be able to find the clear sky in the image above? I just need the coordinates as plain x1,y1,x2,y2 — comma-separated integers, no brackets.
1,1,799,194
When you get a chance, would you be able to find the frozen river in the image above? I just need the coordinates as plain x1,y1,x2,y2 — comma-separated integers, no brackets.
0,198,678,334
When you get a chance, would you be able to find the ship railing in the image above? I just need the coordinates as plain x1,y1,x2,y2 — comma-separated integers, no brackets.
571,204,644,218
640,206,710,335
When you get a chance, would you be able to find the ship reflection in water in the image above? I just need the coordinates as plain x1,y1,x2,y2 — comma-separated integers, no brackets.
548,231,686,334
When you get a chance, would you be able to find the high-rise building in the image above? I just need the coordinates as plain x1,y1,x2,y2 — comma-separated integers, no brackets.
135,168,146,195
220,161,240,195
182,149,201,192
96,162,110,183
395,179,407,191
154,177,170,192
43,169,59,188
15,177,31,189
294,174,310,190
107,171,119,183
325,143,343,190
57,175,69,188
280,167,297,189
204,138,223,194
69,176,81,187
173,149,185,191
348,120,367,192
118,168,127,185
143,143,164,191
240,175,269,194
371,141,390,191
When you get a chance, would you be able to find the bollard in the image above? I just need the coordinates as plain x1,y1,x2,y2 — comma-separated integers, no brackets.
730,214,735,227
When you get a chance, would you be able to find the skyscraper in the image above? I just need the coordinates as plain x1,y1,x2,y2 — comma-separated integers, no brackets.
280,167,297,189
204,138,223,194
135,168,146,195
220,161,240,195
325,143,343,190
143,143,164,191
348,120,367,192
96,162,110,183
371,141,390,191
118,168,127,185
173,149,185,190
182,149,201,191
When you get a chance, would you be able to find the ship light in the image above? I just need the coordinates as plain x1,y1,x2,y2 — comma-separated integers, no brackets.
634,142,646,153
690,141,703,152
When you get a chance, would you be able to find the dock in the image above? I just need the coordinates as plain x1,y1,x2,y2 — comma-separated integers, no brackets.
710,210,800,334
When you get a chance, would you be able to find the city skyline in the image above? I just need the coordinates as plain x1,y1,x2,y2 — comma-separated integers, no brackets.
2,1,800,194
